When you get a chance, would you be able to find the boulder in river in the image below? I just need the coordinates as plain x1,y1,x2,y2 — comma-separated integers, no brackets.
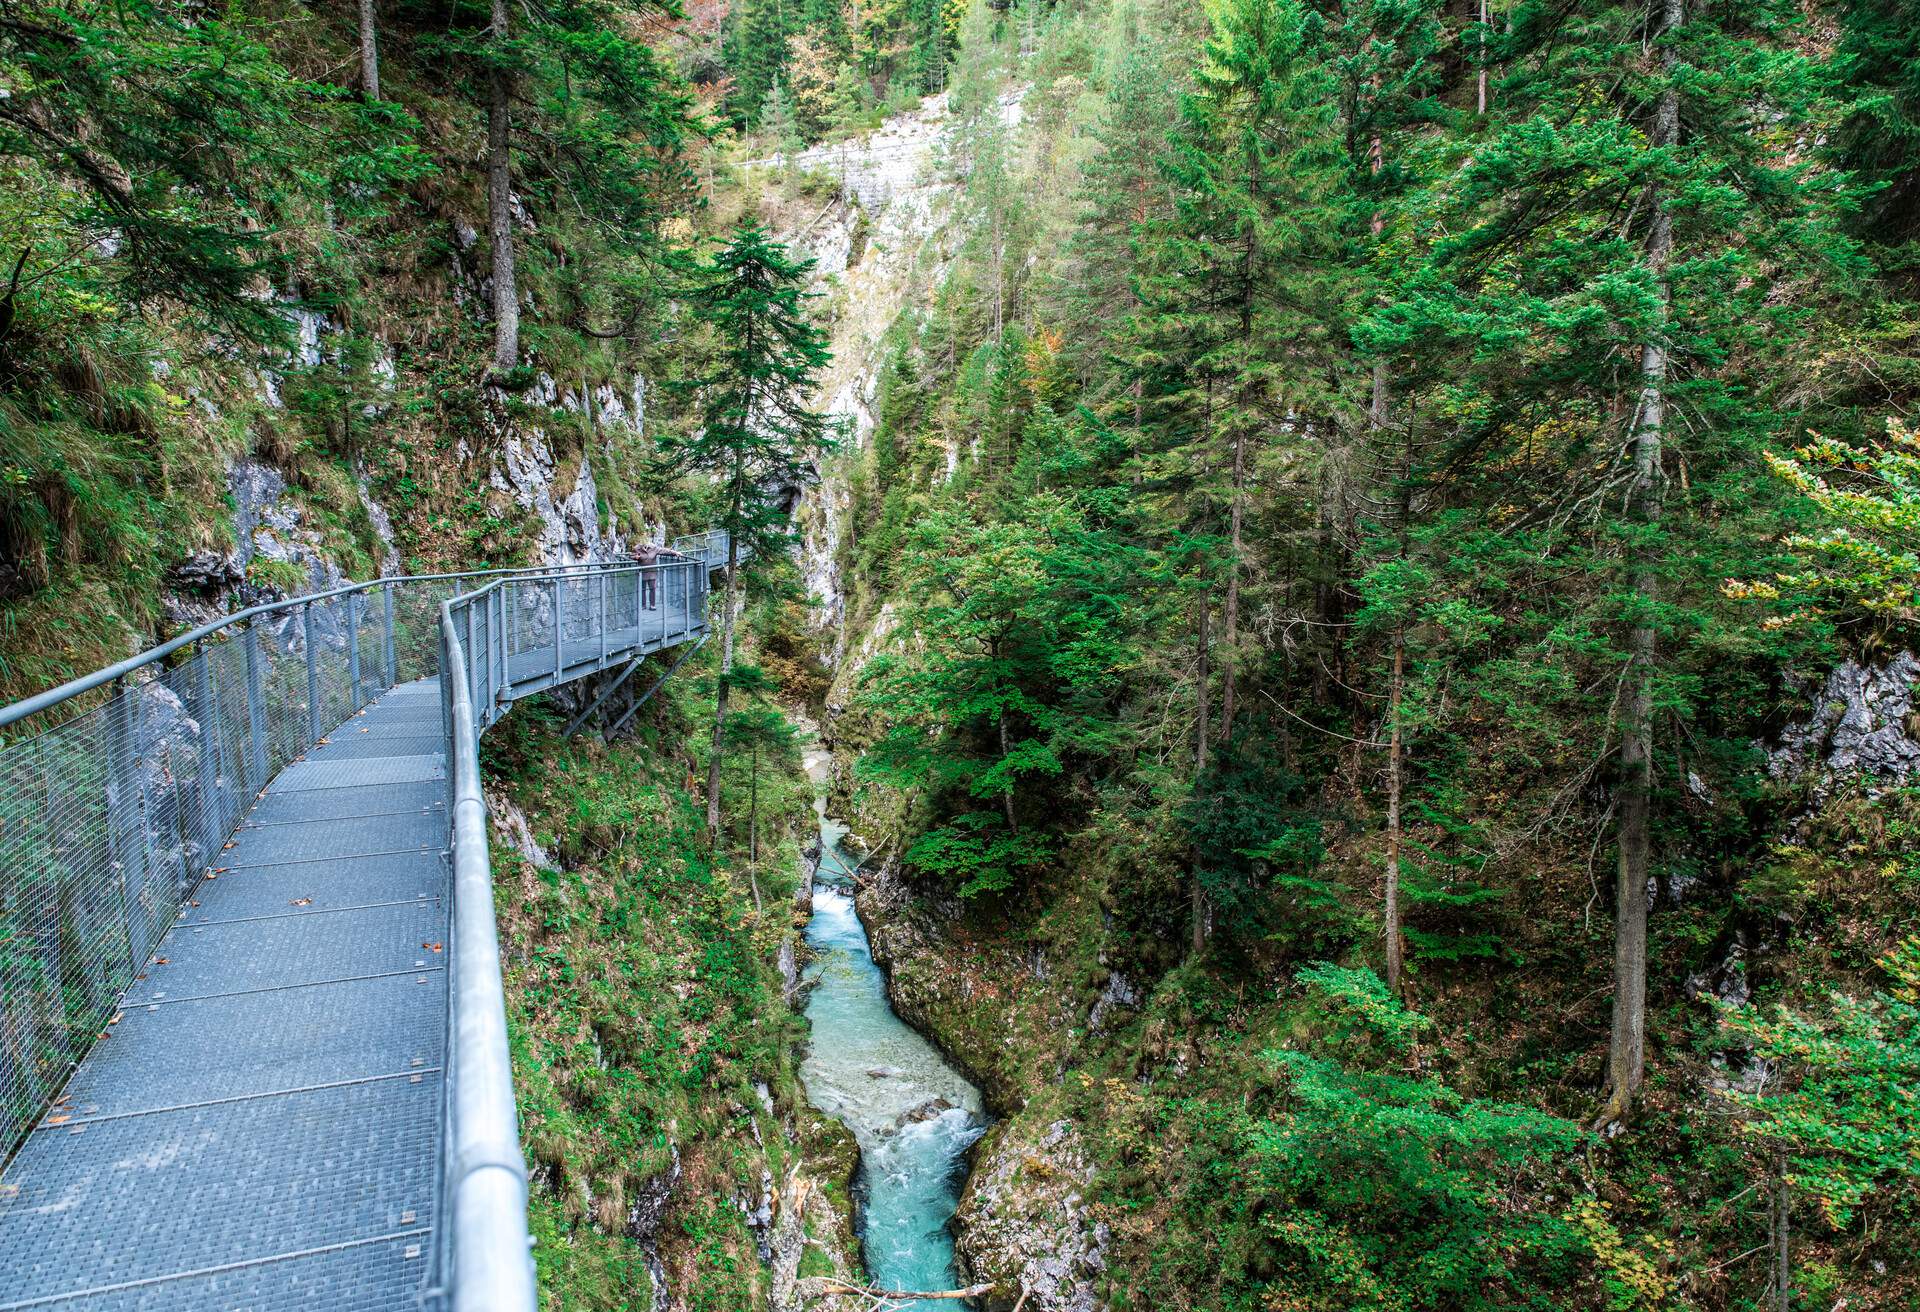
899,1098,955,1126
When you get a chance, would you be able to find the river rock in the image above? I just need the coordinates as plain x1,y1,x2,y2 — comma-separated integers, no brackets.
899,1097,954,1126
955,1118,1107,1312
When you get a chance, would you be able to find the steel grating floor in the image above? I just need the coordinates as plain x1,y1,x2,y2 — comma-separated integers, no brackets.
0,590,714,1310
0,684,452,1311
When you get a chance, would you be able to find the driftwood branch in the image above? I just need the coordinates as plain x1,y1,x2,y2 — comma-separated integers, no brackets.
799,1277,995,1303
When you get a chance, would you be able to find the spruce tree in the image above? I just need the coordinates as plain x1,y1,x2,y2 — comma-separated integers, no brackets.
661,224,832,848
1365,0,1866,1127
1126,0,1356,954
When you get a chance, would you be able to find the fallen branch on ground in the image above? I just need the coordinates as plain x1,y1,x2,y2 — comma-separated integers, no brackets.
799,1277,995,1303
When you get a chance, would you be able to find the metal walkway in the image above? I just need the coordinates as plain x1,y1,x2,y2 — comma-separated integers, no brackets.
0,543,733,1310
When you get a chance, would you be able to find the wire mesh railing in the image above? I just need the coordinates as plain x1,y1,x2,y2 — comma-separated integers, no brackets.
0,553,717,1155
1,575,445,1151
430,555,709,1311
667,529,749,570
0,542,729,1310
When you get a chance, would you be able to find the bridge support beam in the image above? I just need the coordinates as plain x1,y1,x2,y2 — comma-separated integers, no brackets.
604,636,708,741
561,656,644,739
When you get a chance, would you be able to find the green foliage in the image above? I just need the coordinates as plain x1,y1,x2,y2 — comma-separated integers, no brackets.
1249,1048,1589,1309
1735,418,1920,636
1188,731,1332,945
1832,0,1920,251
486,702,810,1308
1719,937,1920,1229
659,223,833,562
858,484,1145,896
1294,961,1428,1055
0,0,426,351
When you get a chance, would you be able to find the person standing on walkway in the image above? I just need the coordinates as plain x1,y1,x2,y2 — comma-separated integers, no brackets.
632,539,661,610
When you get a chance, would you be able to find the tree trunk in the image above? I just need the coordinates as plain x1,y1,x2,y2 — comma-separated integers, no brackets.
486,0,518,374
748,741,763,912
1774,1152,1789,1306
997,705,1019,833
358,0,381,99
1597,0,1679,1133
1222,426,1245,738
1476,0,1488,116
706,533,740,848
1191,599,1211,958
1383,631,1406,995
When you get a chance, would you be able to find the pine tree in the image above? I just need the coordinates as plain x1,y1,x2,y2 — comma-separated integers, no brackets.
1125,0,1356,954
759,77,805,155
1327,0,1448,996
724,0,795,128
1832,0,1920,251
1047,37,1183,397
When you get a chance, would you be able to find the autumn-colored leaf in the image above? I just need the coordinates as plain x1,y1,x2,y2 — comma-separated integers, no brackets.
291,897,312,906
423,942,443,953
45,1114,69,1125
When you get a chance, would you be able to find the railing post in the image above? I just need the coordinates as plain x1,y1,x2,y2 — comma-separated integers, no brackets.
493,586,507,716
384,582,398,687
347,591,362,705
551,578,563,683
244,619,269,787
465,598,479,718
598,569,608,663
191,644,223,868
104,674,146,974
303,602,322,743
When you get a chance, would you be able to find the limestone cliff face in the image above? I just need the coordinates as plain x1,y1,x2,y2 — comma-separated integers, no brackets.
761,94,978,672
1767,652,1920,799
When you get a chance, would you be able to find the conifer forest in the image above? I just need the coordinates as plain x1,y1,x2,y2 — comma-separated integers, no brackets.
2,0,1919,1309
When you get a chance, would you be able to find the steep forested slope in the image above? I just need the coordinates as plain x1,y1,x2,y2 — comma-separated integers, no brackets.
0,1,851,1307
789,2,1920,1310
6,0,1920,1309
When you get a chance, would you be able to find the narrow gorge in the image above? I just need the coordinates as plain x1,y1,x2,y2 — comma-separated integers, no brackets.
2,0,1917,1310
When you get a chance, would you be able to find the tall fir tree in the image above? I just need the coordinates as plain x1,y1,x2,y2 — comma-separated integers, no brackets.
661,223,832,847
1365,0,1866,1126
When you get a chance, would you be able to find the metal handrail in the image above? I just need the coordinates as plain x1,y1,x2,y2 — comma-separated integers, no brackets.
437,611,537,1312
0,534,734,1310
430,553,715,1311
0,558,644,737
667,529,749,570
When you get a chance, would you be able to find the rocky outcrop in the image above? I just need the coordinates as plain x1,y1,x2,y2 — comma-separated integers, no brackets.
854,862,1026,1111
165,459,356,634
775,94,987,664
954,1118,1107,1312
769,1115,866,1312
482,373,652,565
1767,652,1920,794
